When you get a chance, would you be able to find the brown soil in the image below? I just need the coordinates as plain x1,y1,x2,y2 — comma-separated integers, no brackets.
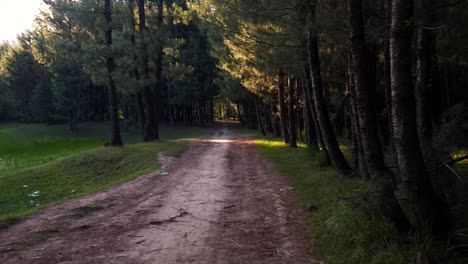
0,128,322,264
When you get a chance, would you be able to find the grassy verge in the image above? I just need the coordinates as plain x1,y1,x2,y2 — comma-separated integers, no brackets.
254,138,448,264
0,142,184,228
256,137,468,263
0,122,215,228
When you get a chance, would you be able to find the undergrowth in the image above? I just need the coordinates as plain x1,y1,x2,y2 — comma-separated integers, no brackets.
254,138,467,264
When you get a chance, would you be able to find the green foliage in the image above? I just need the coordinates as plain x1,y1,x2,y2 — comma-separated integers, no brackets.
1,47,41,122
168,20,219,105
0,0,220,129
31,73,55,122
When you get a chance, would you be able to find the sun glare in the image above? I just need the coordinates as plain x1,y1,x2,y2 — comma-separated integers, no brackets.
0,0,44,42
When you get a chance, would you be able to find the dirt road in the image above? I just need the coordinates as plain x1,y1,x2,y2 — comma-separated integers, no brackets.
0,129,321,264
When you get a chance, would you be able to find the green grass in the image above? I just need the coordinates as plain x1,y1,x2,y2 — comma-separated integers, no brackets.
0,121,215,228
0,142,185,228
254,137,465,264
0,122,214,172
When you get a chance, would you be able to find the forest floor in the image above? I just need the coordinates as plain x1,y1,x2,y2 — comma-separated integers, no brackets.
0,126,321,264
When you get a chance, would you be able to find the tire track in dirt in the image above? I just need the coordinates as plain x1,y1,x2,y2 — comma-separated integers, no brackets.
0,128,320,264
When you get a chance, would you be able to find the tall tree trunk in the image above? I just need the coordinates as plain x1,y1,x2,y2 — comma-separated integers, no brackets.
137,0,157,141
303,64,322,151
414,0,435,142
209,99,214,123
198,103,205,127
153,0,165,140
265,104,274,134
288,77,298,148
390,0,449,235
302,72,318,149
383,0,400,169
255,96,266,136
349,0,410,231
68,110,77,131
296,79,305,143
236,103,245,124
246,103,256,129
104,0,123,147
128,0,145,136
306,0,351,175
278,70,290,144
271,104,281,138
347,54,369,179
136,92,145,134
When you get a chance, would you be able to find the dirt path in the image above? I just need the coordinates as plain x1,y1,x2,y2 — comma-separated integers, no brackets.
0,128,321,264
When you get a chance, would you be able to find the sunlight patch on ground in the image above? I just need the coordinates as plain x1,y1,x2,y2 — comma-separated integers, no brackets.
184,138,258,145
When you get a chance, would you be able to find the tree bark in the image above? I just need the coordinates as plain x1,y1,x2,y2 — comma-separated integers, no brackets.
349,0,410,231
271,104,281,138
255,96,266,136
136,92,145,134
303,63,324,152
265,104,274,135
236,103,245,124
128,0,145,136
347,54,369,179
152,0,165,140
302,73,318,149
104,0,123,146
306,0,351,175
137,0,157,141
278,69,290,144
296,79,304,143
390,0,449,235
288,77,298,148
414,0,435,142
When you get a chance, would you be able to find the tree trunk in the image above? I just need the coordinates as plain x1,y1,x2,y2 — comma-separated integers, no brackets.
347,54,369,179
302,72,318,149
288,77,298,148
128,0,145,136
153,0,164,140
296,79,304,143
303,63,322,152
137,0,157,141
306,0,351,175
136,92,145,134
349,0,410,231
383,0,400,168
236,103,245,124
414,0,434,142
209,99,214,123
271,104,281,138
255,96,266,136
104,0,123,147
68,110,77,131
265,104,274,135
390,0,449,235
246,103,256,129
278,70,290,144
